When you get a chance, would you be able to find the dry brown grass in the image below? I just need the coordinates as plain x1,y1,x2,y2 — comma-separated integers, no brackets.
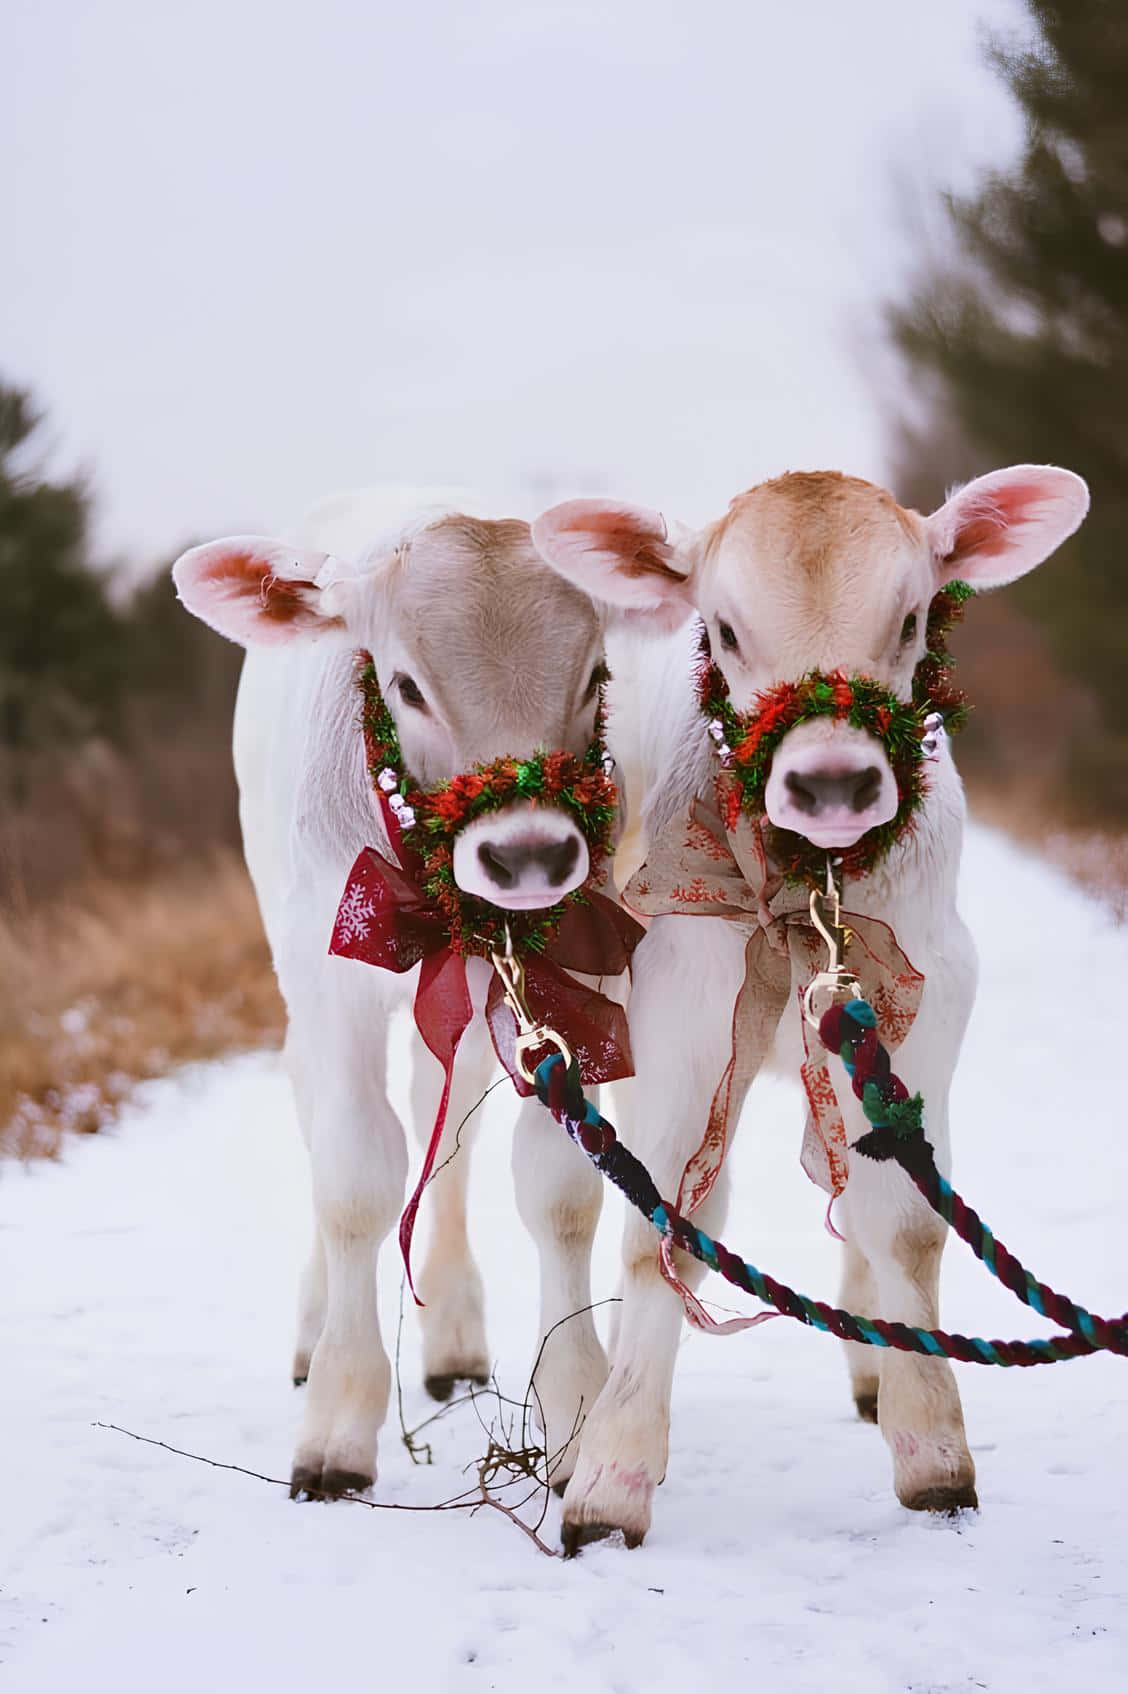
0,853,284,1159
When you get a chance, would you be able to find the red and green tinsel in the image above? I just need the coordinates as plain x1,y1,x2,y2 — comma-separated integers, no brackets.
913,578,974,727
697,580,975,885
358,657,619,957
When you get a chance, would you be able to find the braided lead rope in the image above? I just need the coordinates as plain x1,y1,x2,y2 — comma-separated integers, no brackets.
817,997,1128,1357
532,1053,1128,1367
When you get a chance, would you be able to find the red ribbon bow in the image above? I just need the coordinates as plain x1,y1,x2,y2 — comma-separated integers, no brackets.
329,789,643,1298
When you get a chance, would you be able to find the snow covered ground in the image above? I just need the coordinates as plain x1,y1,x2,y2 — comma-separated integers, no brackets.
4,825,1126,1693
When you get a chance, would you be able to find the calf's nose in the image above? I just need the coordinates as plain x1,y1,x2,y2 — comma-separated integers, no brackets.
764,724,899,849
477,835,580,891
452,801,591,907
784,765,883,818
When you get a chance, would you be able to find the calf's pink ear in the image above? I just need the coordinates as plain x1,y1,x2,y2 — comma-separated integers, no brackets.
172,536,343,646
531,499,694,633
926,465,1089,590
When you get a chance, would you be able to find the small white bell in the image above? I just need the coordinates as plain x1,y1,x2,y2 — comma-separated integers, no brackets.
921,712,947,761
378,767,398,793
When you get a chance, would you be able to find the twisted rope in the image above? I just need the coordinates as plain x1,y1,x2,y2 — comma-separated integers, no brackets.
819,997,1128,1357
533,1030,1128,1367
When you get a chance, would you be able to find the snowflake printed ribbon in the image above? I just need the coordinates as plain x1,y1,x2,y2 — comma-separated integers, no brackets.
624,777,923,1334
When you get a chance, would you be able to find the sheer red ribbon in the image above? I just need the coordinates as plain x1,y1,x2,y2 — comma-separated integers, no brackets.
329,789,642,1299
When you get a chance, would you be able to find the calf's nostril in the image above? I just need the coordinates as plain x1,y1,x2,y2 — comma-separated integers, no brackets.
784,771,819,816
477,842,517,888
541,836,580,888
476,834,582,891
783,766,885,818
850,767,882,814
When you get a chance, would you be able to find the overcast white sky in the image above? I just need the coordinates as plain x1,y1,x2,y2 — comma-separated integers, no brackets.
4,0,1028,568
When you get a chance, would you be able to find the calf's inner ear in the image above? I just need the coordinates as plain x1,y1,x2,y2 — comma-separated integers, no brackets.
531,499,695,633
926,464,1089,591
172,536,344,647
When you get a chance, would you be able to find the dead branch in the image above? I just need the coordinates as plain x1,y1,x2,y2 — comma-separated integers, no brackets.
93,1421,560,1557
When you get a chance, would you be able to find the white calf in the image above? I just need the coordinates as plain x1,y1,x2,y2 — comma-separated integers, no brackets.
173,491,625,1498
533,465,1088,1548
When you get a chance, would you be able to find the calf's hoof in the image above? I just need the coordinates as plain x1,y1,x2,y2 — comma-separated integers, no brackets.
289,1461,374,1501
561,1518,644,1558
424,1368,489,1403
854,1390,879,1424
560,1458,656,1556
901,1479,979,1515
890,1429,977,1516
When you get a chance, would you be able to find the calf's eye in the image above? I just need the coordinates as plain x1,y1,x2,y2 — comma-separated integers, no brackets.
582,660,610,705
718,619,740,654
899,612,918,645
396,674,427,710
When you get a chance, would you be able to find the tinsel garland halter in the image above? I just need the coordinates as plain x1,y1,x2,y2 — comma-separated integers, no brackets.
698,580,975,885
356,655,620,957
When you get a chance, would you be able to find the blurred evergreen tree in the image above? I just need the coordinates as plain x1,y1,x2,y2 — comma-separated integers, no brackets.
0,377,242,755
123,564,241,723
887,1,1128,822
0,378,242,882
0,383,126,762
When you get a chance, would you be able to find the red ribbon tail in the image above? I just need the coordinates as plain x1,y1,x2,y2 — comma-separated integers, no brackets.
398,948,473,1305
397,1048,457,1306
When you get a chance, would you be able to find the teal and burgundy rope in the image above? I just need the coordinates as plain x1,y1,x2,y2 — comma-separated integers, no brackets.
818,997,1128,1358
533,1030,1128,1366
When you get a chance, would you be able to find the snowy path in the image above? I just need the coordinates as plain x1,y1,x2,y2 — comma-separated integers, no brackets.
3,826,1127,1693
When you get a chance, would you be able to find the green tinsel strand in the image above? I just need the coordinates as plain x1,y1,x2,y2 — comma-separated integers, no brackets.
887,1094,925,1138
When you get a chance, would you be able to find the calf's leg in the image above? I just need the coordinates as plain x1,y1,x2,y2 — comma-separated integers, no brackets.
292,1222,327,1386
411,1018,494,1400
560,915,748,1550
833,960,977,1511
511,1086,608,1488
285,1032,328,1385
289,987,408,1499
839,1156,975,1509
839,1236,880,1421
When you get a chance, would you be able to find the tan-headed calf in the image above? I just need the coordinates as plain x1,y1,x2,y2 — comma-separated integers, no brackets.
533,465,1088,1549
